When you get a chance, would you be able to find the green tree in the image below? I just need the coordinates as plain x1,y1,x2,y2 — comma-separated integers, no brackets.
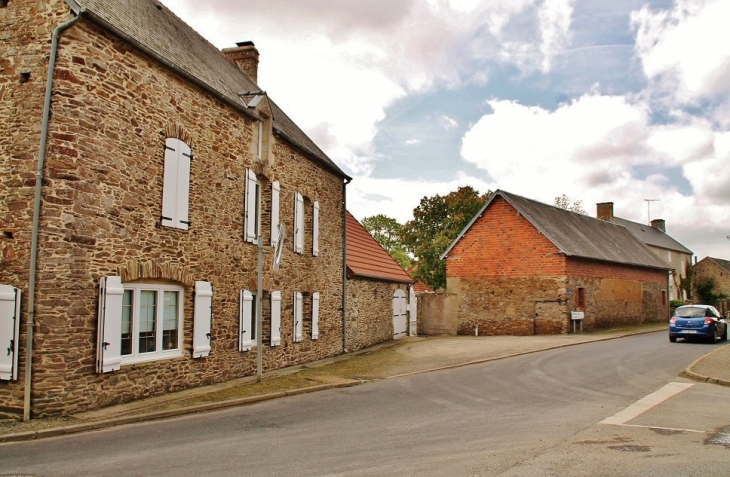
401,186,493,291
554,194,586,214
694,278,727,305
361,214,413,270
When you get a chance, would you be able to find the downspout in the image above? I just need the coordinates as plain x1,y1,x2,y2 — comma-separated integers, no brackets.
341,178,351,353
24,12,83,421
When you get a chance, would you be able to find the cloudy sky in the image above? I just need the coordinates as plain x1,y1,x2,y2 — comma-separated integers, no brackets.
165,0,729,261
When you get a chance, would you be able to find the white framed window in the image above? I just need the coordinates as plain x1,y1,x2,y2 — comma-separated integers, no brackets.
120,282,184,364
256,121,263,160
244,169,261,243
161,138,191,230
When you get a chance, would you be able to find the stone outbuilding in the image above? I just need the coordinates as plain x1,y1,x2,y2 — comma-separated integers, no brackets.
345,212,415,348
440,190,671,335
597,203,692,302
692,257,730,303
0,0,370,418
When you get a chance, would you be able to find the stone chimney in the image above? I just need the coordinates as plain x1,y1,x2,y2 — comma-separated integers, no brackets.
222,41,259,84
650,219,666,232
596,202,614,221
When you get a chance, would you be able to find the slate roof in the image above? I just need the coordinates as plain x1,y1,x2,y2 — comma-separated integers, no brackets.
612,217,692,255
700,257,730,274
442,190,671,270
66,0,350,180
346,212,413,284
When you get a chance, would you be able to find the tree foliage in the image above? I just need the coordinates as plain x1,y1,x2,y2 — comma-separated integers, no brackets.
554,194,586,215
401,186,493,291
694,278,727,305
361,214,413,270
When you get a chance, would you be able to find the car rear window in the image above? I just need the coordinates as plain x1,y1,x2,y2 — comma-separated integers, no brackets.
675,307,706,318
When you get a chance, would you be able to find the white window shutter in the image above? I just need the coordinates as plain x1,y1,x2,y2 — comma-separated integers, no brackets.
244,169,257,243
294,192,304,253
96,276,124,373
240,290,253,351
161,138,178,228
293,292,303,342
270,291,281,346
0,285,21,381
176,141,191,230
193,281,213,358
161,138,191,230
312,201,320,256
270,181,280,246
311,292,320,340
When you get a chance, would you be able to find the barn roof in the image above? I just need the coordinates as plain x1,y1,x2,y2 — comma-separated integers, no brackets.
346,212,413,284
442,190,671,271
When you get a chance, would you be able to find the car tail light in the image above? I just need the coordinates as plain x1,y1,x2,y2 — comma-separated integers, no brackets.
705,318,714,325
670,317,676,324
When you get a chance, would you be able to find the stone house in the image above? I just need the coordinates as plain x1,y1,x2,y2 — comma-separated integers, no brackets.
345,212,414,349
440,190,671,335
0,0,364,418
692,257,730,302
597,203,692,302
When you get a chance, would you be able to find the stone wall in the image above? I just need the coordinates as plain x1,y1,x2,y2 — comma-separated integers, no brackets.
693,259,730,301
346,278,405,351
418,292,458,335
0,3,350,417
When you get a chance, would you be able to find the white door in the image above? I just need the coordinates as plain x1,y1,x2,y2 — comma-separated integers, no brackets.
393,289,407,339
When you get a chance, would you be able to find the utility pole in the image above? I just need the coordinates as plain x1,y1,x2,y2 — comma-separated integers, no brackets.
644,199,659,224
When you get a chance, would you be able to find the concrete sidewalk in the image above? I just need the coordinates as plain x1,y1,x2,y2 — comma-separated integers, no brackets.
1,323,727,443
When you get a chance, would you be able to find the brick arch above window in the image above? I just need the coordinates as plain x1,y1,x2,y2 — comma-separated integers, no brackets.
162,123,193,147
117,259,194,286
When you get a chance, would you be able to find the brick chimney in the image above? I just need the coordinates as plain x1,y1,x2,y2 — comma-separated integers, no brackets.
222,41,259,83
650,219,666,232
596,202,614,221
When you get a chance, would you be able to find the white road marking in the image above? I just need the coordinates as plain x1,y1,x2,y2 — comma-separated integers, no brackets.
600,382,695,426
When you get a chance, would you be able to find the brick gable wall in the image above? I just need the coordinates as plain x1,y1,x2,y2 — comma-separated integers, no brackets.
447,196,567,278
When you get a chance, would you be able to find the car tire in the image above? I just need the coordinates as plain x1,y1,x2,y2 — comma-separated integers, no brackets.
669,335,677,343
721,327,728,342
707,327,718,344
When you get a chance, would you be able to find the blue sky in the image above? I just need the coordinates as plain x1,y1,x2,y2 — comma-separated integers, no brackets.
165,0,729,261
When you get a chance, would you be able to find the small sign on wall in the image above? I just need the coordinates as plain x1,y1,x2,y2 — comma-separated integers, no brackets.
571,311,585,321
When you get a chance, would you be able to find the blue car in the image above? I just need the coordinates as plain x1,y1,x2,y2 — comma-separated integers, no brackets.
669,304,727,343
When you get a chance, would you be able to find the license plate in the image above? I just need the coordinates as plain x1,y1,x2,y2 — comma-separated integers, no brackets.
681,330,697,334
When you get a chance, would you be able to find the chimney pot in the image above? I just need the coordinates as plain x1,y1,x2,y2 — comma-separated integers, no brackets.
222,41,259,84
596,202,614,222
650,219,666,233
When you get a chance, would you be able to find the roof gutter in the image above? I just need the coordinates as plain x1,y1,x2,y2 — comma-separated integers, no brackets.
25,10,83,422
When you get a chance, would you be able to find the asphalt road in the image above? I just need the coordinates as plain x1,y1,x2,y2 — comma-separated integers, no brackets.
1,333,726,476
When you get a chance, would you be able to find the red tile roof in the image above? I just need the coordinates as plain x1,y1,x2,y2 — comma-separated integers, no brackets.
412,281,434,293
346,211,413,283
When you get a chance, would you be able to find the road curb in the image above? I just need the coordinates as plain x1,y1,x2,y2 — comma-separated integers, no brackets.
0,380,362,444
681,344,730,387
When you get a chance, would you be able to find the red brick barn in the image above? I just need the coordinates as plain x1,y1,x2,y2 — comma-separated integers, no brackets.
440,191,671,335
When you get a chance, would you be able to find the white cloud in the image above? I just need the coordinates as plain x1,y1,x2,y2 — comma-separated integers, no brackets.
632,0,730,104
459,93,730,258
440,115,459,130
405,138,421,146
538,0,575,72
